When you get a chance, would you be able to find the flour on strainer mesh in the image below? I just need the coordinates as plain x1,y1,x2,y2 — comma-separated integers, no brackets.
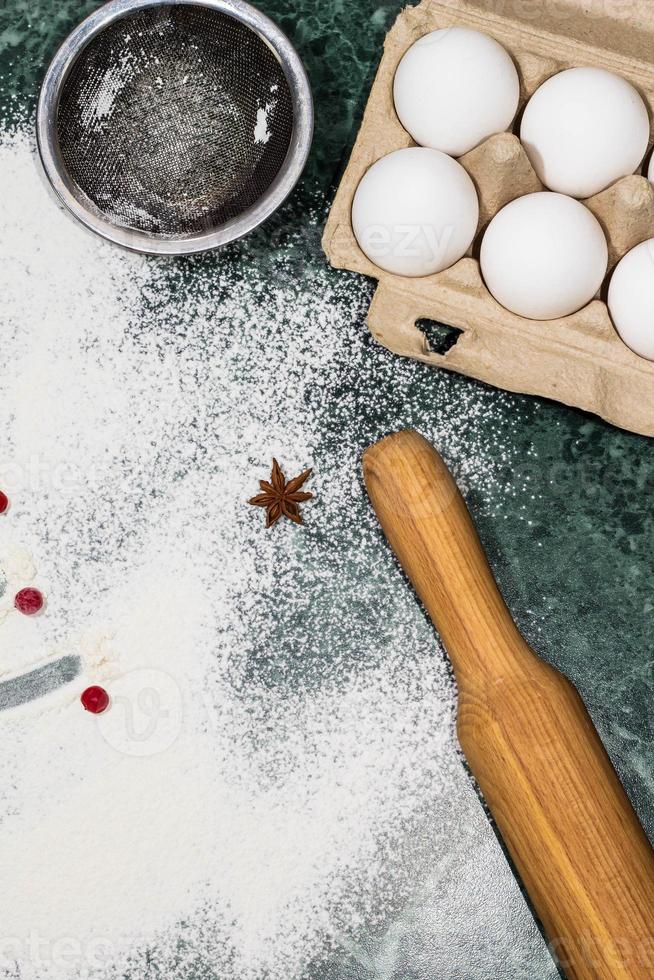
0,124,533,979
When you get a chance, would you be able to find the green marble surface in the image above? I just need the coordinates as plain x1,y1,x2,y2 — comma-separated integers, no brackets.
1,1,653,978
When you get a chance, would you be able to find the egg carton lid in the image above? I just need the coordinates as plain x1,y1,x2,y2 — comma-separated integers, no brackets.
435,0,654,64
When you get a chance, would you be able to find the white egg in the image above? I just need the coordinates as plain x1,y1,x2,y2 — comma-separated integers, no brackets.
351,147,479,277
480,192,608,320
608,239,654,360
521,67,650,199
393,27,520,157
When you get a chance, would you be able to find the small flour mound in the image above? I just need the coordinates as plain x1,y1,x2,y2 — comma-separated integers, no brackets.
0,123,532,979
253,102,275,144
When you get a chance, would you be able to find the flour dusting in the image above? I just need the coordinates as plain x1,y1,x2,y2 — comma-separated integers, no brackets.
79,52,135,128
0,124,543,979
54,6,296,238
254,101,275,144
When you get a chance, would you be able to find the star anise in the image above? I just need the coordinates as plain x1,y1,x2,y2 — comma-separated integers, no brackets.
248,459,313,528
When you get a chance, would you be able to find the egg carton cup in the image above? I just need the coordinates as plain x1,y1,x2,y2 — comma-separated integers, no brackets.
322,0,654,438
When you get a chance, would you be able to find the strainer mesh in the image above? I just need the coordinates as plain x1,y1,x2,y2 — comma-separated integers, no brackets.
56,4,295,237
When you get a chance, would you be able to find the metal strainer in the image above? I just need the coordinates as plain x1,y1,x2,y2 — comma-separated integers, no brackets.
37,0,313,254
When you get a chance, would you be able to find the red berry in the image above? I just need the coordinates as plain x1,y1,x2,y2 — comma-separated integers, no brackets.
0,491,8,514
81,685,110,714
14,587,44,616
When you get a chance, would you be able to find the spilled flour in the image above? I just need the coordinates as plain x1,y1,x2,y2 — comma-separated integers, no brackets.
0,125,552,980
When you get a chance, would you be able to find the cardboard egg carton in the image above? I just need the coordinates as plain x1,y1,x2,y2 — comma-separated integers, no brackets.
322,0,654,437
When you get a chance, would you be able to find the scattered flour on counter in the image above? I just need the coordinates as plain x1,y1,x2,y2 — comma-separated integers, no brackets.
0,545,38,634
2,546,37,584
0,123,534,980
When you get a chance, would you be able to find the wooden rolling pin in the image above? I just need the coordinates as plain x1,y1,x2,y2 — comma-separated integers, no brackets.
363,429,654,980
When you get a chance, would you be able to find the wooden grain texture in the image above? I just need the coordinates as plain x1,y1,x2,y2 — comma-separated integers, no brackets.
363,429,654,980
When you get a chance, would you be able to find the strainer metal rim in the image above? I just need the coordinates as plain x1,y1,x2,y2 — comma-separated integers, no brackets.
36,0,313,255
